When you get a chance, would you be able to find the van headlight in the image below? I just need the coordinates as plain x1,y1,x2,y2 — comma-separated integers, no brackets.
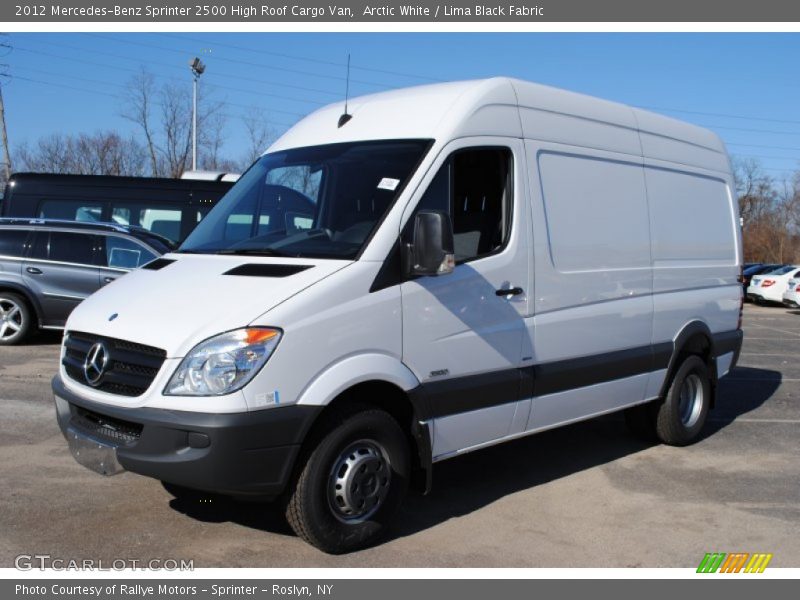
165,328,282,396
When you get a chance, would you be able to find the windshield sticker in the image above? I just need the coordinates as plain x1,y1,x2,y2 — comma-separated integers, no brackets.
377,177,400,191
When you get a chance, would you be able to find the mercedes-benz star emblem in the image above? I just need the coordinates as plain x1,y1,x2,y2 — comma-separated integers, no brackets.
83,342,110,386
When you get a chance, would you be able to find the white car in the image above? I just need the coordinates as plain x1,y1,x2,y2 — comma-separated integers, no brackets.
782,275,800,308
747,265,800,304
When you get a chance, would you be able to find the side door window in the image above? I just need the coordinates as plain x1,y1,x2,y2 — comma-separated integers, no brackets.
47,232,97,265
404,148,512,262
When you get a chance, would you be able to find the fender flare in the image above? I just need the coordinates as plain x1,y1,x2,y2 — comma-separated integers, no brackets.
294,353,434,493
658,320,717,400
295,353,421,407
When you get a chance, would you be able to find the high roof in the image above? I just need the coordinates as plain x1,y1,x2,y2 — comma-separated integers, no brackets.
269,77,729,173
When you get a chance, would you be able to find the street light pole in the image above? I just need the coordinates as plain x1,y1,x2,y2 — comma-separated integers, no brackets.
189,57,206,172
192,72,197,171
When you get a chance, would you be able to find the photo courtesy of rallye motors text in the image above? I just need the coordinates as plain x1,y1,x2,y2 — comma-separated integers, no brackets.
15,584,329,596
54,77,743,554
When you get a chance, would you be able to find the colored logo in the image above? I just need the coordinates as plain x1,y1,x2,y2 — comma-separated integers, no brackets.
697,552,773,573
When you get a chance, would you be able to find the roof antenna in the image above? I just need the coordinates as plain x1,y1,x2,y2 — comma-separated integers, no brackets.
338,54,353,128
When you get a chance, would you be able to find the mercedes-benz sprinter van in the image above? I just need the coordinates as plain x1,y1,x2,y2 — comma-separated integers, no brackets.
53,78,743,553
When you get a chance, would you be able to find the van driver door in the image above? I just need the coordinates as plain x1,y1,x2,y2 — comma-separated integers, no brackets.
400,138,532,458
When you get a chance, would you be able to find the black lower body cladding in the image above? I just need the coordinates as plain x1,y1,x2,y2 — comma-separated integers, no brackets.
52,376,321,498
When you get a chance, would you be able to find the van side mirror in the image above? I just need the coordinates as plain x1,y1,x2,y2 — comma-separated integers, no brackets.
404,211,455,277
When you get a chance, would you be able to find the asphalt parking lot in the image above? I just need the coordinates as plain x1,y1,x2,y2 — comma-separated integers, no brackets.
1,303,798,568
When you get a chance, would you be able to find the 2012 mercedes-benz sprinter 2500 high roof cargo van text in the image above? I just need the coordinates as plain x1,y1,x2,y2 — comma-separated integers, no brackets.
53,78,743,553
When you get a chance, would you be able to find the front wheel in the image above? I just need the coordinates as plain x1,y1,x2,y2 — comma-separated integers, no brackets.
285,407,409,554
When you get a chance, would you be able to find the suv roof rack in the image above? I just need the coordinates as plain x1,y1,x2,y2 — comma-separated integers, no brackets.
0,218,176,248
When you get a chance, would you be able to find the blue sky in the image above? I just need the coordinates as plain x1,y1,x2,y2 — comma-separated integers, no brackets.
4,32,800,177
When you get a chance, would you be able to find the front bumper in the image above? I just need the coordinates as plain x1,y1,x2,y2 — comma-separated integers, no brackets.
53,375,320,498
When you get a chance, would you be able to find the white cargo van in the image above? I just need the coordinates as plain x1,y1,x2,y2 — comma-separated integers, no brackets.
53,78,743,553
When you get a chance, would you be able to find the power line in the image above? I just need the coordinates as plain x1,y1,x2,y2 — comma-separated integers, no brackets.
727,142,800,152
156,33,444,83
12,43,333,105
694,123,800,137
84,33,393,91
11,75,120,99
8,74,300,128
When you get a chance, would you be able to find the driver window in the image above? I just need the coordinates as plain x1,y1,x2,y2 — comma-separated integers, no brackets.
410,147,512,263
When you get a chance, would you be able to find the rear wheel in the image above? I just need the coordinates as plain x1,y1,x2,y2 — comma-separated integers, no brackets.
625,355,712,446
655,355,712,446
285,407,409,554
0,293,32,346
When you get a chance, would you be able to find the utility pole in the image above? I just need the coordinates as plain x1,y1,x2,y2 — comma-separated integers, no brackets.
0,84,10,182
189,57,205,172
0,34,11,182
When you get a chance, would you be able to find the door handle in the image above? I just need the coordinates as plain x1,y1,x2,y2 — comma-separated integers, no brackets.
103,277,116,284
26,267,42,275
495,286,524,297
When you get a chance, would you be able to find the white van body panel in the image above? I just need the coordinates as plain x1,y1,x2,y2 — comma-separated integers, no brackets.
65,255,351,358
246,261,415,409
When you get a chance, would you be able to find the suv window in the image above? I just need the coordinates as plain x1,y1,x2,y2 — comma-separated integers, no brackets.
30,231,97,265
410,147,512,262
0,230,29,258
102,236,156,269
38,200,104,222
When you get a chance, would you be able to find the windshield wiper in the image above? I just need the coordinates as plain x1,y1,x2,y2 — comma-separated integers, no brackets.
215,248,288,257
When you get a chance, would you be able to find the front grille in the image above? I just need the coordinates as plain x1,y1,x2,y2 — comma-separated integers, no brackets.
63,331,167,397
70,405,143,445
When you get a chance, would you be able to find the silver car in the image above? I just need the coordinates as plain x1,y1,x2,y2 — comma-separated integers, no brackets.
0,219,171,345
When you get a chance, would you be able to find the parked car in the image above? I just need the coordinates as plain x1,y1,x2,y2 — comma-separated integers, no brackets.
52,78,743,553
782,275,800,308
0,218,172,345
1,173,234,244
742,263,783,300
747,265,800,304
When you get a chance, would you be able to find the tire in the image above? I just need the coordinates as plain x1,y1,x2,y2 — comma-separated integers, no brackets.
285,407,410,554
654,355,712,446
0,292,32,346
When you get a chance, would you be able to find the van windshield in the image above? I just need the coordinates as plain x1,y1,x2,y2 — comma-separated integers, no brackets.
178,140,430,259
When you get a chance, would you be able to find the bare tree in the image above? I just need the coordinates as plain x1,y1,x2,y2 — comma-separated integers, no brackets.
122,68,161,176
15,131,146,176
240,107,275,169
158,81,192,178
733,157,775,228
122,67,232,178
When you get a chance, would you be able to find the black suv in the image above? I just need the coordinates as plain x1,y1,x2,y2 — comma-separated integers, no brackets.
0,219,173,345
